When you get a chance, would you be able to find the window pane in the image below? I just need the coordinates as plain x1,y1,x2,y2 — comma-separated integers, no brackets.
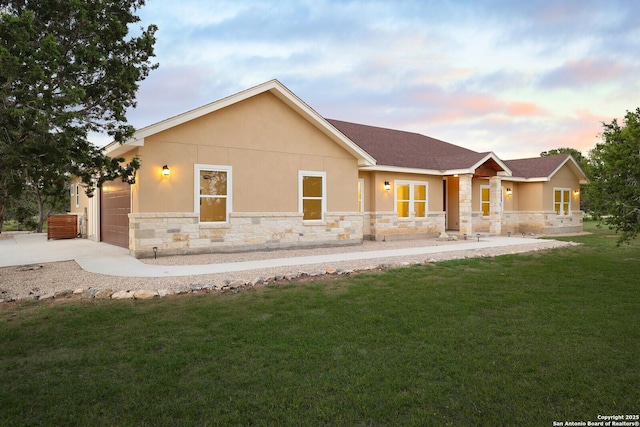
555,190,561,203
397,184,409,200
415,185,426,201
357,181,363,212
563,191,570,203
303,176,323,198
397,201,409,218
303,199,322,220
200,171,227,196
200,198,226,222
482,187,490,202
415,202,426,217
482,203,490,217
554,203,561,215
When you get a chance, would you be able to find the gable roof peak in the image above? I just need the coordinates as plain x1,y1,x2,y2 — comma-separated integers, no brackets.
504,153,587,183
105,80,375,166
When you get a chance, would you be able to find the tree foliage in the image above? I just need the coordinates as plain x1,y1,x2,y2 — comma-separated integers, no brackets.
587,108,640,244
0,0,156,232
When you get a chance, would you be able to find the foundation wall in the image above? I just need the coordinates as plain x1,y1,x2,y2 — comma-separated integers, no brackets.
501,211,584,235
129,212,363,258
365,211,445,241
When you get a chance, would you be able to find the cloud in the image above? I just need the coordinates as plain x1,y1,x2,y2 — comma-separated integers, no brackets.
120,0,639,160
539,58,632,89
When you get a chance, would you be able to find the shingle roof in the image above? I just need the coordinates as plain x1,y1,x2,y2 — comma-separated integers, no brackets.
504,155,572,179
327,119,483,171
328,119,584,180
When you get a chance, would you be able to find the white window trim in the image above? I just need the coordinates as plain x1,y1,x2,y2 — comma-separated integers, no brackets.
358,178,365,213
480,184,490,217
75,183,80,208
299,170,326,223
553,187,571,216
194,164,233,224
394,180,428,219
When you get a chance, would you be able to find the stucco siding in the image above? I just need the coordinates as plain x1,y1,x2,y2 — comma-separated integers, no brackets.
134,92,359,215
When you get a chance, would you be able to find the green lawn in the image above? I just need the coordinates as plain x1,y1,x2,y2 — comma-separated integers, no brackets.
1,221,638,426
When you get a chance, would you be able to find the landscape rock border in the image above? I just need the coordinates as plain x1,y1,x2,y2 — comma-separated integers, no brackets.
0,240,580,304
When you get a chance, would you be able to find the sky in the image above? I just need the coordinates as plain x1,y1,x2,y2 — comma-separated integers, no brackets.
115,0,640,160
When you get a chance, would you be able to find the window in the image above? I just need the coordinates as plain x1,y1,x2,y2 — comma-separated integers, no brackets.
395,181,427,218
554,188,571,215
299,171,326,221
480,185,490,217
195,164,232,223
75,183,80,208
357,179,364,213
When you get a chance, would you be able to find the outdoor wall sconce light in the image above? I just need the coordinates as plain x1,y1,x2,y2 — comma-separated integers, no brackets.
506,187,512,196
162,165,170,177
384,181,391,191
574,189,580,195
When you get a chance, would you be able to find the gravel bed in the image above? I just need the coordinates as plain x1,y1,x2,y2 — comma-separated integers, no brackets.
0,237,578,303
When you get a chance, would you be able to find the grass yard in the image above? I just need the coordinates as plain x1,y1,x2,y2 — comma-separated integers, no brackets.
1,221,638,426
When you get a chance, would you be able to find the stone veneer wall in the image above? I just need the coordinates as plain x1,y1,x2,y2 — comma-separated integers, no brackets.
365,211,445,241
472,213,491,233
501,211,584,235
129,212,363,258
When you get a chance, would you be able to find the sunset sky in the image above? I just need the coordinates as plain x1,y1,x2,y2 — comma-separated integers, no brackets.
120,0,640,159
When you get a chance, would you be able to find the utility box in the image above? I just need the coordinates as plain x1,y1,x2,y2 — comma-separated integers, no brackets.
47,214,78,240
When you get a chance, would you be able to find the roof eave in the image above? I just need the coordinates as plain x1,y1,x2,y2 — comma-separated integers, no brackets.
502,176,550,182
104,138,144,157
359,165,442,175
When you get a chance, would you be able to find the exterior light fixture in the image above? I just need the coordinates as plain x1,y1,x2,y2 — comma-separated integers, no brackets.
574,189,580,195
384,181,391,191
162,165,170,176
506,187,512,196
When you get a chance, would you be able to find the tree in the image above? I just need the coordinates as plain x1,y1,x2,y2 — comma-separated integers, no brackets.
0,0,156,232
587,108,640,244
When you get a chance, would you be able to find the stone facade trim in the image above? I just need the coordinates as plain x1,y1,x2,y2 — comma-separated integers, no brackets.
129,212,363,258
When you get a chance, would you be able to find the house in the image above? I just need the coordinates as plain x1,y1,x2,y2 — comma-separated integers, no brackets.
71,80,587,258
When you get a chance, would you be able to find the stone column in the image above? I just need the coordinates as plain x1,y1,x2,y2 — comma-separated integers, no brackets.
489,176,502,235
459,174,473,236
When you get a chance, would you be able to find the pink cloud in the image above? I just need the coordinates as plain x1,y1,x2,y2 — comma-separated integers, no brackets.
507,101,546,116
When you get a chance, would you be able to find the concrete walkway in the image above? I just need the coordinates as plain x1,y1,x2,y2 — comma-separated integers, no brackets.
0,233,553,278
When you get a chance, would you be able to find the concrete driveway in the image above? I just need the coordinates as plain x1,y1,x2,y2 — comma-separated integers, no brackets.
0,232,560,279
